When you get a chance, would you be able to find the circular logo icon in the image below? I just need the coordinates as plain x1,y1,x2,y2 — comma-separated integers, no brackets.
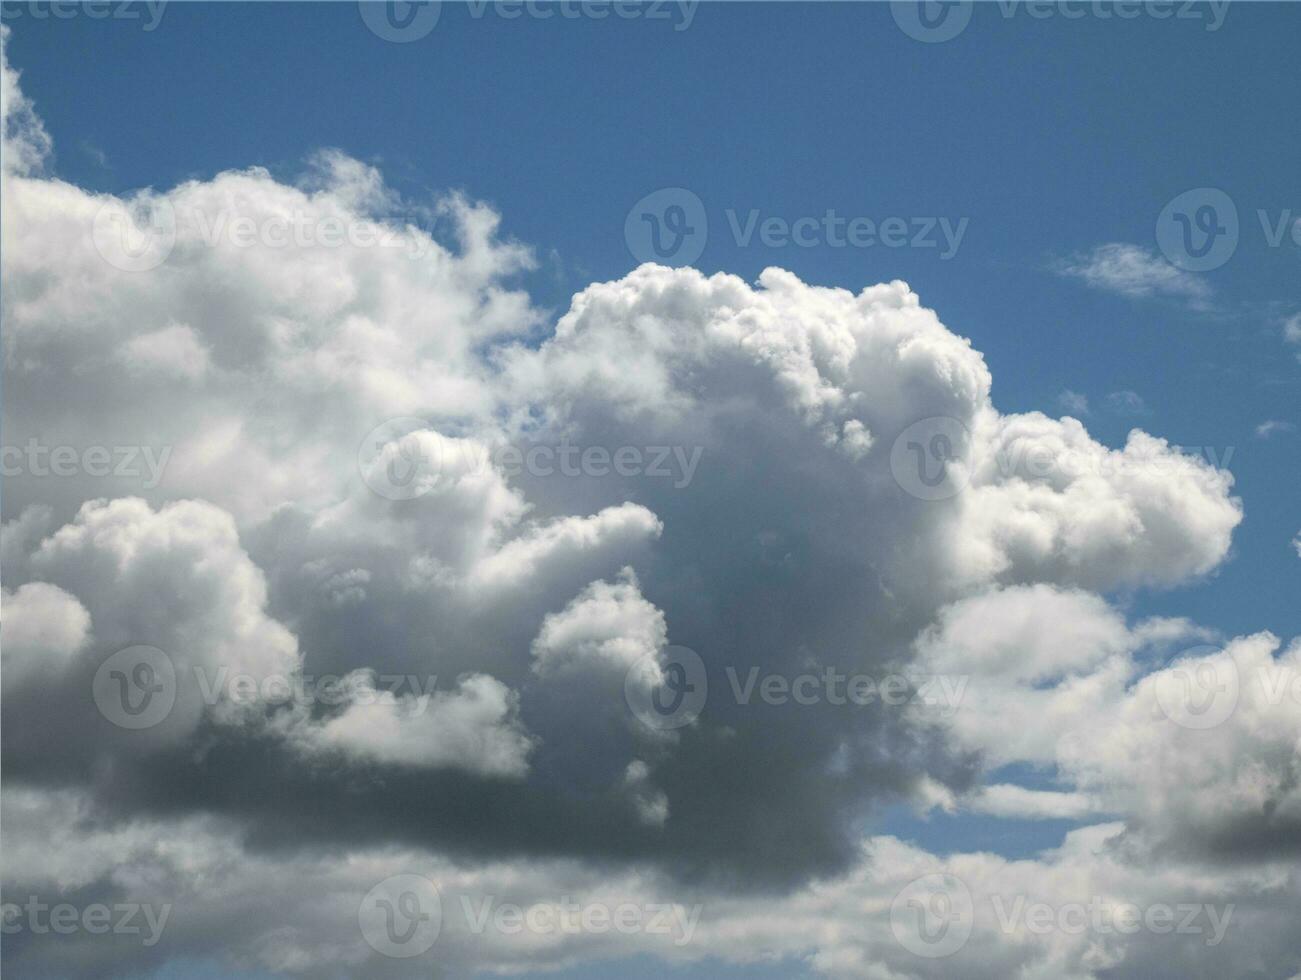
359,1,441,42
890,872,973,958
625,188,707,267
624,645,708,731
1154,644,1239,730
92,646,177,730
91,197,176,272
1156,188,1239,272
358,418,441,500
890,416,971,501
359,873,442,958
891,1,973,43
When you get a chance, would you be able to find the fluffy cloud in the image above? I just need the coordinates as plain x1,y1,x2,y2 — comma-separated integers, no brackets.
1,28,1290,979
1053,243,1213,306
914,585,1301,862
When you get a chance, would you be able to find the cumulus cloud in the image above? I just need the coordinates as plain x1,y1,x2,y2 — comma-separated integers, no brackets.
1255,419,1296,439
1057,389,1090,416
1,29,1289,979
1054,243,1213,306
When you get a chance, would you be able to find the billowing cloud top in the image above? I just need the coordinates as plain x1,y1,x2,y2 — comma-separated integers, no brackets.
3,26,1295,980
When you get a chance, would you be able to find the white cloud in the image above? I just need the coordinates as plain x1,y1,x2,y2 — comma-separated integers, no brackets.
1255,419,1296,439
1104,390,1149,415
1054,243,1212,305
1057,389,1090,417
291,671,534,777
1284,313,1301,360
0,30,1287,979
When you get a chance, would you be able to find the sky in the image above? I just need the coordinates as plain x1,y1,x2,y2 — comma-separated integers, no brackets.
1,3,1299,979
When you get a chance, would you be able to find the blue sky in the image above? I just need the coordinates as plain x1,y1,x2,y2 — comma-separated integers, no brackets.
4,5,1299,978
11,1,1296,645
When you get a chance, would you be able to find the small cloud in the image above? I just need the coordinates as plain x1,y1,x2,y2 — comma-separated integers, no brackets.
1104,390,1150,416
80,139,109,169
1284,313,1301,360
1057,389,1090,417
1054,243,1212,306
1255,420,1297,440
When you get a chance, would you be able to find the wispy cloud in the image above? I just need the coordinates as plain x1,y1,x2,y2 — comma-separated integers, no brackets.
1284,313,1301,361
1054,243,1213,307
1104,390,1150,416
1057,389,1090,417
1255,420,1296,440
